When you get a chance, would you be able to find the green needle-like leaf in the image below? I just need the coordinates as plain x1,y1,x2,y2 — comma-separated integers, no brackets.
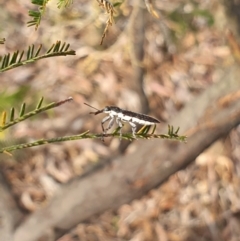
35,45,42,57
0,41,75,72
36,97,44,109
151,124,157,134
19,103,26,117
57,0,73,8
1,111,6,127
18,51,24,63
10,108,15,122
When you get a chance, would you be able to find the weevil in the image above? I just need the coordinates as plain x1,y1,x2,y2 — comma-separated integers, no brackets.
84,103,160,140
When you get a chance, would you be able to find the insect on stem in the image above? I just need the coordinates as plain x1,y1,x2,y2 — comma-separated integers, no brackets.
84,103,160,142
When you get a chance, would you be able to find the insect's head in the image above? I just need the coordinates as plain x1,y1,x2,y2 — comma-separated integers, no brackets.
102,106,111,113
84,103,112,115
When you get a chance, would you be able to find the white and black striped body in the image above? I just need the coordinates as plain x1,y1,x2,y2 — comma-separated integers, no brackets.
97,106,160,139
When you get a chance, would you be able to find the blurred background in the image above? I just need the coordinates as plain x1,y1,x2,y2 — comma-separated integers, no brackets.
1,0,240,240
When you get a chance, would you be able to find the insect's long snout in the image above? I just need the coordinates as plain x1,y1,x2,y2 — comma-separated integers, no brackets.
89,109,104,115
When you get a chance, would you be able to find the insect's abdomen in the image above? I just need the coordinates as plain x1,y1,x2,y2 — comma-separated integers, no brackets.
120,110,160,125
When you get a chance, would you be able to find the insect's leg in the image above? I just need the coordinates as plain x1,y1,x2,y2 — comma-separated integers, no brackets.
101,115,112,133
129,121,137,138
116,118,123,140
105,117,115,133
101,115,112,141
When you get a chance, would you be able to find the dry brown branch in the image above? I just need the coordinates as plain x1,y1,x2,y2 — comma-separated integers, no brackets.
128,4,148,112
119,1,149,153
12,63,240,241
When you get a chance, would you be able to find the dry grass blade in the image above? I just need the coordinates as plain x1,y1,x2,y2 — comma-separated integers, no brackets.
100,20,111,45
96,0,115,44
144,0,159,18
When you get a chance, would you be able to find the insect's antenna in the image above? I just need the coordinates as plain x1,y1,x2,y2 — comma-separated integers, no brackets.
84,102,103,115
84,103,100,111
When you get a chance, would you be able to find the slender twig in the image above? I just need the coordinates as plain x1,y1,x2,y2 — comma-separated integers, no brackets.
0,97,73,132
0,129,186,154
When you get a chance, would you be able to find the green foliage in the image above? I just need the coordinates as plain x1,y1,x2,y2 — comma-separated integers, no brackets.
0,125,186,154
0,41,75,72
108,124,186,142
27,0,50,29
28,0,73,29
0,97,73,132
57,0,73,8
123,125,186,142
28,10,42,29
